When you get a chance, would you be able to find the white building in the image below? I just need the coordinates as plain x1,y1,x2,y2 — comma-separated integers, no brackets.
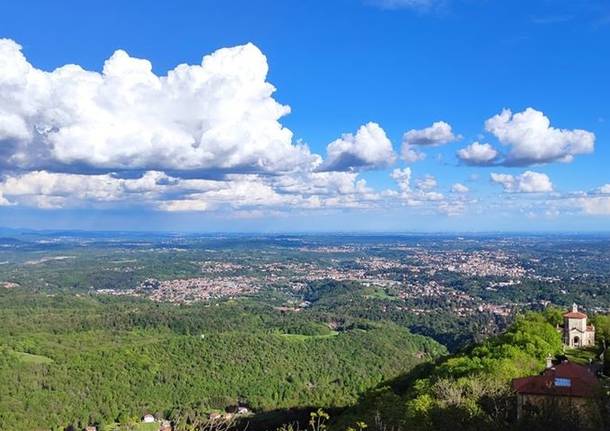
563,304,595,348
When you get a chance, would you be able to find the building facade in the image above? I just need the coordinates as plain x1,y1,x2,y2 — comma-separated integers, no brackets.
563,304,595,348
512,360,601,424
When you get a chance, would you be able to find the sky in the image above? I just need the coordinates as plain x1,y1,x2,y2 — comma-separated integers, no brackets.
0,0,609,232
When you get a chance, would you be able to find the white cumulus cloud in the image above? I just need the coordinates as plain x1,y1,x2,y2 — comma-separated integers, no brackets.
401,145,426,163
490,171,553,193
390,169,444,205
390,168,412,193
0,38,318,174
485,108,595,166
456,142,499,165
401,121,458,163
579,197,610,215
451,183,469,193
415,175,437,191
437,200,467,216
321,122,395,171
596,184,610,194
403,121,459,147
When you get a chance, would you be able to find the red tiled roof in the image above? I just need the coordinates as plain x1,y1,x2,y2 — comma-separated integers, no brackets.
512,362,599,398
563,311,587,319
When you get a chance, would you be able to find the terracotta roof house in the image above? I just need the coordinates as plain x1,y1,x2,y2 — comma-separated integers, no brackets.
512,360,601,422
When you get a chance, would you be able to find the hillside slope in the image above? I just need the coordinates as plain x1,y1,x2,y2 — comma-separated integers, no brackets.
0,291,445,431
333,310,607,431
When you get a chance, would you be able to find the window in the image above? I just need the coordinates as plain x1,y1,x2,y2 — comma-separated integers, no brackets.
554,378,571,387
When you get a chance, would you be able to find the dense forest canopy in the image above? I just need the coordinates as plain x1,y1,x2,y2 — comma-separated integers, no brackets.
0,290,445,431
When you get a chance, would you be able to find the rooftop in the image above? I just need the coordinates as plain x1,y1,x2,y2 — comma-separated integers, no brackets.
563,303,588,319
563,311,588,319
512,361,599,398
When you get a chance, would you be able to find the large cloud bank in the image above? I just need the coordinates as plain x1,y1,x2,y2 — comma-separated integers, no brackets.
0,39,318,173
0,39,604,220
0,169,380,212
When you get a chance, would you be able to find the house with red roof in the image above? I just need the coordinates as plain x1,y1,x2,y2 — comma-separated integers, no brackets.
512,360,601,422
563,304,595,348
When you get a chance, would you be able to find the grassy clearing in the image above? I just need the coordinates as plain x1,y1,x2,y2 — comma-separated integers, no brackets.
362,287,398,301
564,346,599,365
101,422,159,431
280,331,340,341
11,350,54,365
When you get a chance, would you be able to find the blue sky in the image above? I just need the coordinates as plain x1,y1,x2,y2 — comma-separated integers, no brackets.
0,0,608,231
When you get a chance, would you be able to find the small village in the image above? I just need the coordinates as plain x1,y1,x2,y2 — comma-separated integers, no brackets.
93,248,548,323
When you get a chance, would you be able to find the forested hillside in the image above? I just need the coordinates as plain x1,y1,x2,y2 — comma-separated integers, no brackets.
0,290,445,431
334,309,608,431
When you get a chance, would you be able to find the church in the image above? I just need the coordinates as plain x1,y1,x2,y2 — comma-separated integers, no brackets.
562,304,595,348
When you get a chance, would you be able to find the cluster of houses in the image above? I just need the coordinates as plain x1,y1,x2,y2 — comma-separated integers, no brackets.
83,405,250,431
141,415,172,430
84,416,171,431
